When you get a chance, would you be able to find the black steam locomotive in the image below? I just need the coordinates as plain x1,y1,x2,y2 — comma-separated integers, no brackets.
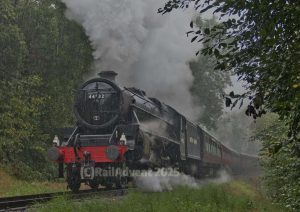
48,71,259,191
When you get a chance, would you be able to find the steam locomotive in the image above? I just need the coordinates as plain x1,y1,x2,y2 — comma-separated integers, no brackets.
47,71,259,191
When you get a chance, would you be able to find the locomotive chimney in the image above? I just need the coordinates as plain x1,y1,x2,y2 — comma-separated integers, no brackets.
98,70,118,82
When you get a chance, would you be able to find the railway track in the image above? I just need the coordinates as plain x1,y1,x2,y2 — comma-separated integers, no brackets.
0,188,128,211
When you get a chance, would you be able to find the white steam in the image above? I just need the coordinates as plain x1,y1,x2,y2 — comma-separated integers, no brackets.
61,0,202,119
134,169,231,192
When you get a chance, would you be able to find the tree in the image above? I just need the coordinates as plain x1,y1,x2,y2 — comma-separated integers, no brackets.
0,0,93,179
252,114,300,210
159,0,300,154
0,75,49,179
14,0,93,132
0,0,17,25
190,17,231,130
0,0,29,164
0,0,27,78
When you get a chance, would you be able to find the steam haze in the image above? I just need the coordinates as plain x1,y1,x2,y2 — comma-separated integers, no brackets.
61,0,202,119
134,169,231,192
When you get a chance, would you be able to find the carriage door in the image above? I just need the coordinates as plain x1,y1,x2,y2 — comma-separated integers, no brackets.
180,117,187,160
198,127,204,160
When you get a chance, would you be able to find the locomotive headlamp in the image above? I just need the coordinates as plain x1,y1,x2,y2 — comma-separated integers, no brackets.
105,145,119,160
47,147,62,161
52,135,60,146
120,133,127,145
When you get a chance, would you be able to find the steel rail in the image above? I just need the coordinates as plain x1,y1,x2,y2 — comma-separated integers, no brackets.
0,188,129,211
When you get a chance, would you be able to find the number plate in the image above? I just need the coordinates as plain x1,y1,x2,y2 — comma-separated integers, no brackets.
88,92,105,99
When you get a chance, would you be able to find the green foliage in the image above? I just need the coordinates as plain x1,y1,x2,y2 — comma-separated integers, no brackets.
0,24,27,75
34,182,284,212
0,0,16,24
0,75,51,179
0,0,27,77
263,146,300,211
159,0,300,153
14,0,93,131
254,114,300,210
0,0,93,180
190,17,231,130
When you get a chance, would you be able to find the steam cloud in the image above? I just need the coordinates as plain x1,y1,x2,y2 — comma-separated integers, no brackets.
134,169,231,192
61,0,202,119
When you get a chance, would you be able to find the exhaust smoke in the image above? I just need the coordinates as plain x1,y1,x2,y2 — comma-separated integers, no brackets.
61,0,202,120
134,168,231,192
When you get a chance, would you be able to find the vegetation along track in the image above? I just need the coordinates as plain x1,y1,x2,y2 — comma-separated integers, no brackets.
0,188,129,211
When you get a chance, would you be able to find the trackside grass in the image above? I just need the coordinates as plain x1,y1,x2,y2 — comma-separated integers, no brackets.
32,181,285,212
0,169,66,197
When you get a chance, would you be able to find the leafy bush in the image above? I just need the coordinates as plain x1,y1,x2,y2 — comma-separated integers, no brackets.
256,114,300,211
